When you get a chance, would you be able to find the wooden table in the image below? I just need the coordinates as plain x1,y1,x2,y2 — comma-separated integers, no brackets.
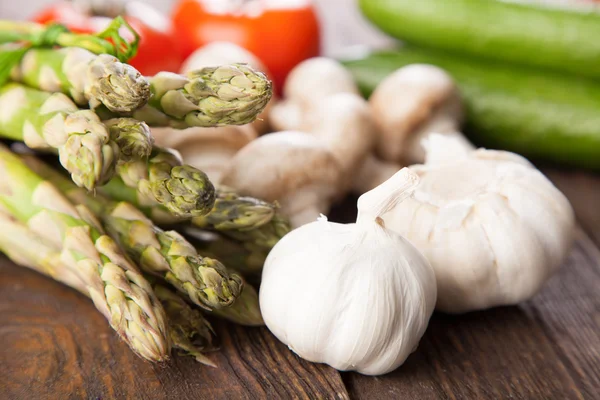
1,167,599,399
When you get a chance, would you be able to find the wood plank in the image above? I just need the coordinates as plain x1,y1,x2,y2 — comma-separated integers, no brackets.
344,228,600,400
0,262,349,400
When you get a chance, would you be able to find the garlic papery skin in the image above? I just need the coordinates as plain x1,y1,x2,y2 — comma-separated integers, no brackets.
259,168,437,376
383,134,575,314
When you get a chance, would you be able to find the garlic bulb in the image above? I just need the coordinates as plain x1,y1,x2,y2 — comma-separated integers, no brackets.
260,168,436,376
383,134,575,314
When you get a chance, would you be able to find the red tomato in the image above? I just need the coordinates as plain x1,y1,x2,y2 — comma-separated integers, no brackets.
172,0,321,89
31,1,183,76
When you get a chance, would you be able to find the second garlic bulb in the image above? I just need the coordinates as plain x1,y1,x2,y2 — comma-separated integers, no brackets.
383,135,575,313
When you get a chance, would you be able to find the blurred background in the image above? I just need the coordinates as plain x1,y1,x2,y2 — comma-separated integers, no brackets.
0,0,394,58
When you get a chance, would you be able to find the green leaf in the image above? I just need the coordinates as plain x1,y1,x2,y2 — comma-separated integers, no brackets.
0,46,27,87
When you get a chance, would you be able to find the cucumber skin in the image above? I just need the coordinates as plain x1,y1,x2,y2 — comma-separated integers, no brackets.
342,48,600,170
360,0,600,81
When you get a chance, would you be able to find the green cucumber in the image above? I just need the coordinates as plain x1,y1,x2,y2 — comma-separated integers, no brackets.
342,47,600,170
360,0,600,81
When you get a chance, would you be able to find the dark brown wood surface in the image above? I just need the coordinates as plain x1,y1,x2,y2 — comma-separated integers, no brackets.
1,169,599,400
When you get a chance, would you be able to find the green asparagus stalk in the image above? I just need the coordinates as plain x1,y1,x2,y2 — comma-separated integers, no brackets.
189,186,276,231
0,147,170,362
8,46,149,113
224,213,291,252
101,64,272,128
0,207,87,293
25,155,243,309
153,284,216,365
102,177,279,231
0,82,118,190
0,209,215,363
188,229,266,276
114,146,216,218
209,281,264,327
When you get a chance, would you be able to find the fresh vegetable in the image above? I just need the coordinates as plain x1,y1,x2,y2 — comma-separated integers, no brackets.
149,125,257,185
32,1,183,75
359,0,600,80
102,65,273,129
368,64,468,164
296,92,376,191
0,212,214,364
103,175,278,232
0,145,170,362
190,187,276,231
104,117,153,162
0,83,118,190
220,131,344,228
152,284,216,365
343,47,600,170
210,280,263,327
25,155,243,309
103,203,242,309
270,57,402,195
260,168,436,375
7,46,149,113
115,146,216,218
382,135,575,313
189,230,267,276
270,57,360,133
172,0,320,89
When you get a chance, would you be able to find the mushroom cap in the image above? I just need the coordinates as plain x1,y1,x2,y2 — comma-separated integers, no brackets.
151,125,257,183
369,64,463,162
302,92,376,180
283,57,360,107
220,131,344,202
180,42,269,75
151,125,257,150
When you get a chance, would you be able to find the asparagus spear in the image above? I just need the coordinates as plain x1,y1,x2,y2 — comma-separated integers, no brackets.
153,284,217,365
105,118,153,163
187,229,266,276
101,64,272,129
0,210,215,363
25,155,243,309
0,147,170,362
114,146,216,218
209,281,264,327
0,82,118,190
102,177,279,231
191,186,276,231
9,47,150,113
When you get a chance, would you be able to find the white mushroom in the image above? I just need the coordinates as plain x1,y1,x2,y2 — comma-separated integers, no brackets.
220,131,344,228
180,41,268,74
300,92,378,189
369,64,471,164
269,57,401,194
151,125,257,184
269,57,360,132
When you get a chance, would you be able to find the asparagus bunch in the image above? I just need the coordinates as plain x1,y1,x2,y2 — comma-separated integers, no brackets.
101,64,273,129
0,145,170,361
0,210,215,364
24,155,243,310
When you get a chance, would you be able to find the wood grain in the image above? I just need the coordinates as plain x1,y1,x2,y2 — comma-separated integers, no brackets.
0,263,348,400
344,229,600,400
343,170,600,400
1,170,599,399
